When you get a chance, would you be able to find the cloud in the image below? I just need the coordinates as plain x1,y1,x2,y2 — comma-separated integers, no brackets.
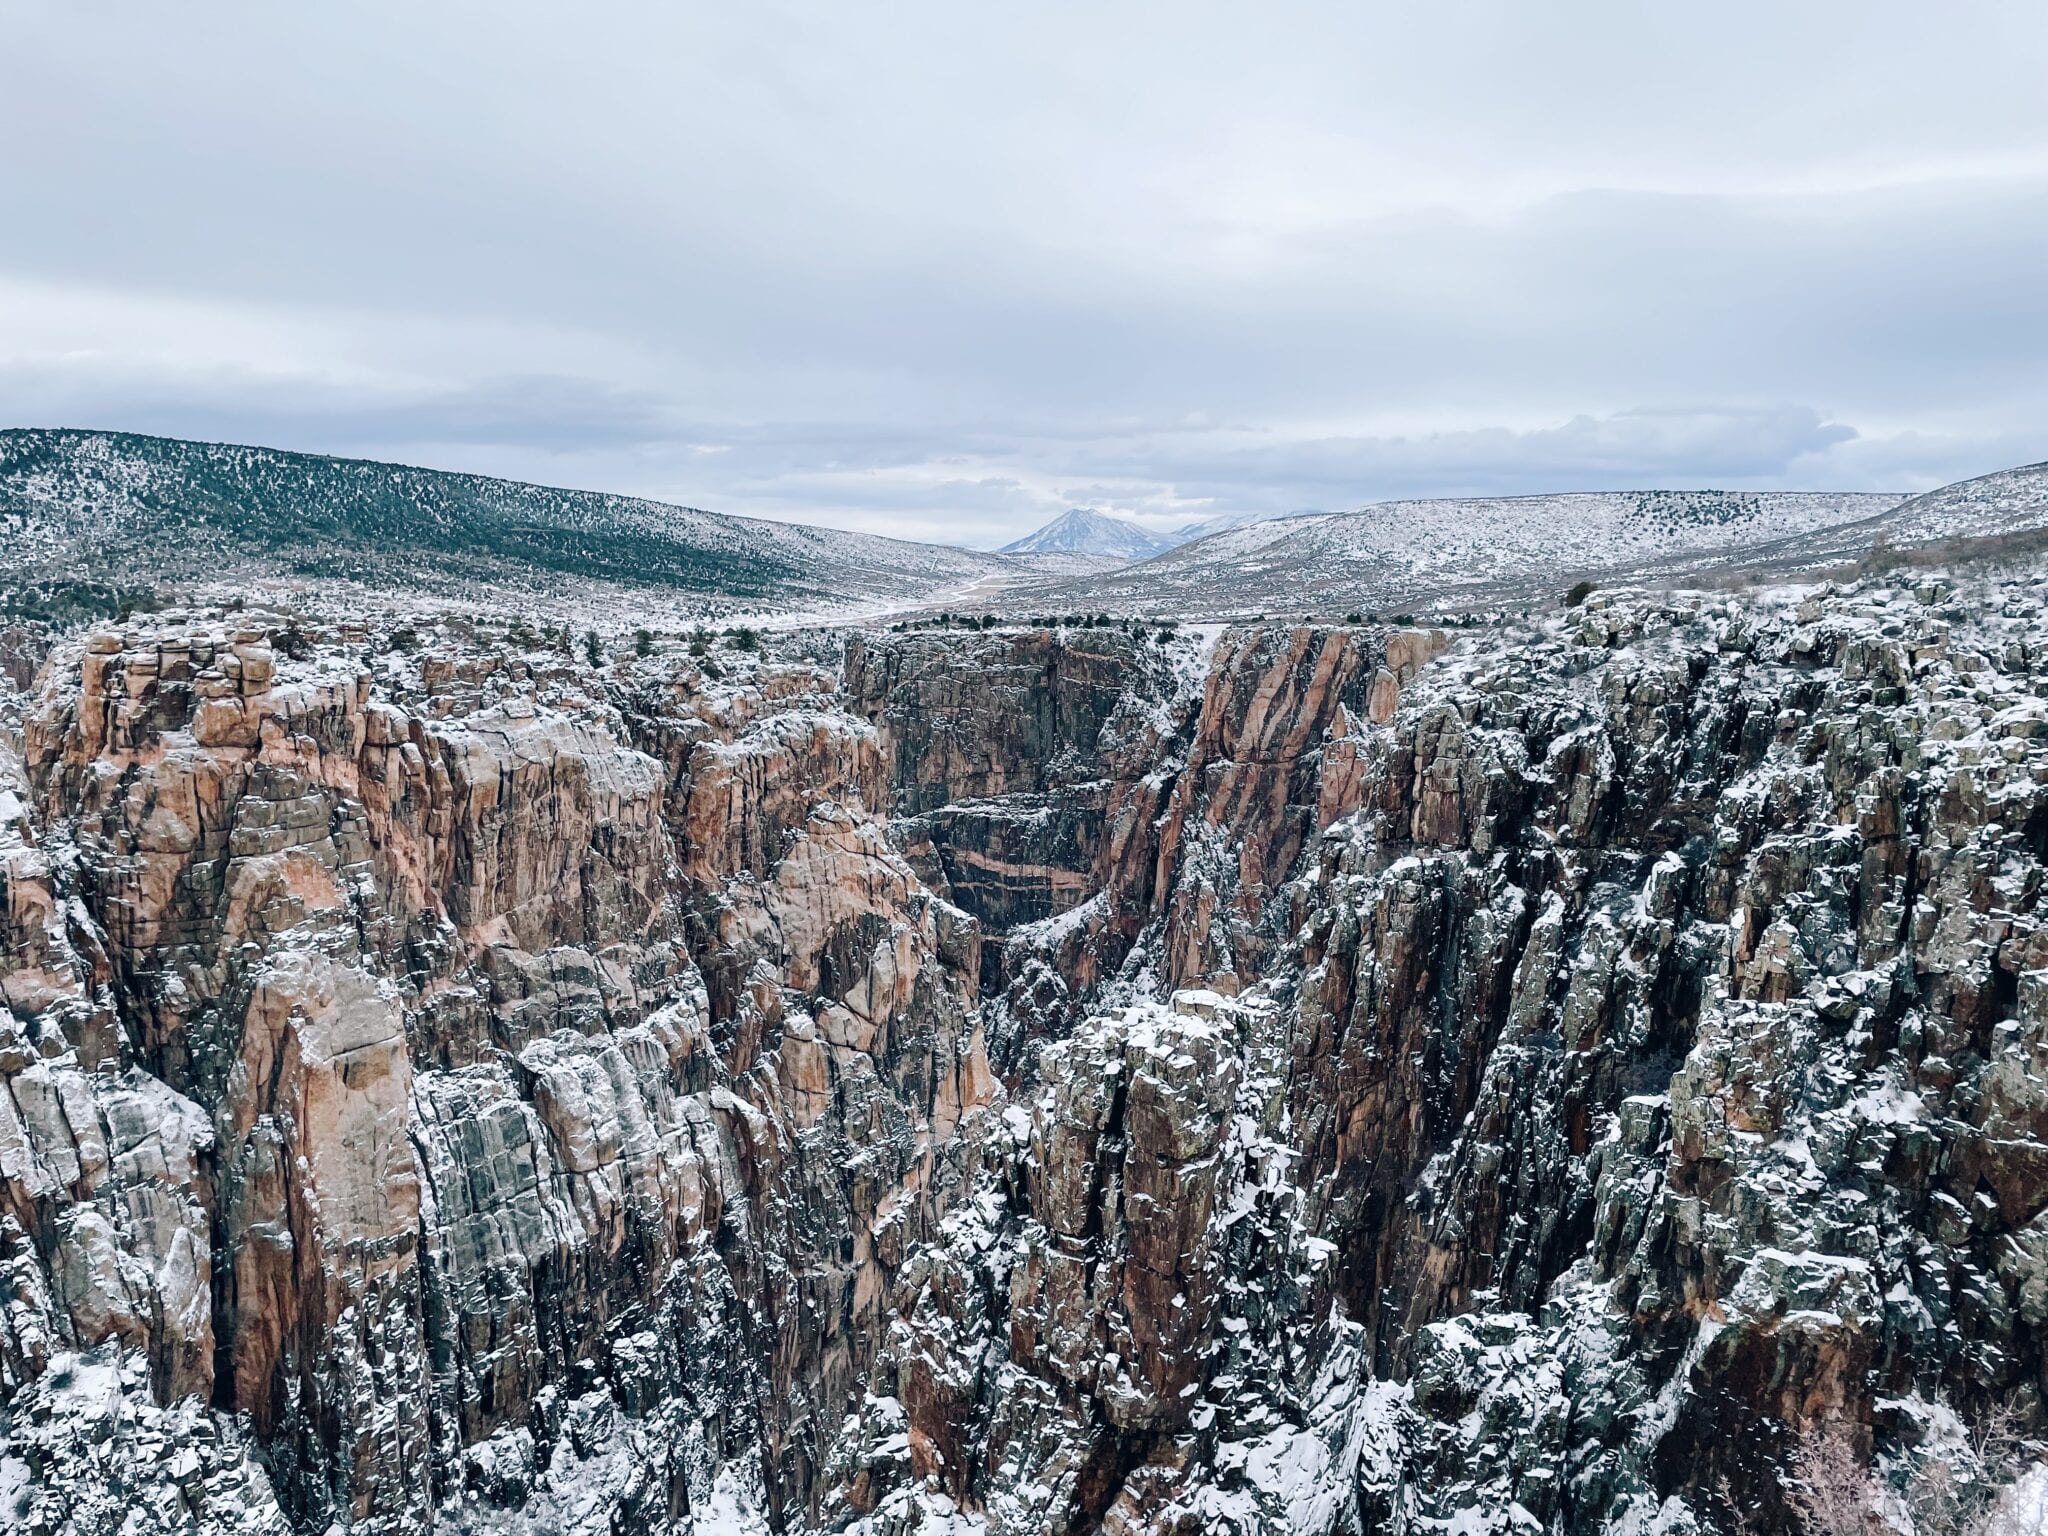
3,5,2047,543
0,361,680,456
1061,407,1863,512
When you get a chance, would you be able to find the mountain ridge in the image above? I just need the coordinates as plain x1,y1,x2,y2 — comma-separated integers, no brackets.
8,427,2048,627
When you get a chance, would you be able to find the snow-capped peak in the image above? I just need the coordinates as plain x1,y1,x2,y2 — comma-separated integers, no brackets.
999,508,1169,561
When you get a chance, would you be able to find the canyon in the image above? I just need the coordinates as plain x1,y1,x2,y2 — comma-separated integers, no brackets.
3,563,2048,1534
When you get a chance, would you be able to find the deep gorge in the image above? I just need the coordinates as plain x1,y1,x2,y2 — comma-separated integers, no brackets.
3,577,2047,1534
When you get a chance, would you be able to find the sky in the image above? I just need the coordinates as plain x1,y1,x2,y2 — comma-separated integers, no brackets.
4,2,2047,547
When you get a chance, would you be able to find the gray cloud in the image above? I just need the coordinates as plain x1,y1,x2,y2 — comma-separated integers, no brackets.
3,3,2046,544
0,362,682,456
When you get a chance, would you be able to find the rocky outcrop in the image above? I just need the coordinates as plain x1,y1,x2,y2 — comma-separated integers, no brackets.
843,627,1173,951
843,629,1160,816
0,626,46,694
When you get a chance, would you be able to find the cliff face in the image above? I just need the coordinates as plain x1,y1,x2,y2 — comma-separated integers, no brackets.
0,627,991,1535
2,577,2045,1534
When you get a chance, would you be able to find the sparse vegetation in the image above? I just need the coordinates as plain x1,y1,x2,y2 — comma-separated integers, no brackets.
1717,1409,2048,1536
275,621,314,660
1628,489,1767,529
1856,523,2048,578
0,428,805,599
0,580,158,627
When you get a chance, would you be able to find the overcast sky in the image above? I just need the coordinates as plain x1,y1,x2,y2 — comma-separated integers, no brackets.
5,3,2047,546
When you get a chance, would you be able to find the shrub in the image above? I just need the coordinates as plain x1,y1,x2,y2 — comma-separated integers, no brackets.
1762,1406,2048,1536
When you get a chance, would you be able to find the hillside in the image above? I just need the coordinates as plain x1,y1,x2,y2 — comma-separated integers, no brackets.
1886,458,2048,541
9,430,2048,633
0,428,1036,624
1160,506,1292,546
1654,459,2048,584
1036,488,1909,616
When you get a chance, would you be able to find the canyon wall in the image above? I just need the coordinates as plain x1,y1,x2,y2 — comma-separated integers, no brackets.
2,577,2045,1534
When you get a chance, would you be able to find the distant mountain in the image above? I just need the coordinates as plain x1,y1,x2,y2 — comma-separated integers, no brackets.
0,428,1026,622
999,508,1170,561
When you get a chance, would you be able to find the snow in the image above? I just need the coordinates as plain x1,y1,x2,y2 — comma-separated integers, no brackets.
1843,1081,1927,1126
692,1466,773,1534
1003,890,1105,949
1880,460,2048,544
1987,1463,2048,1535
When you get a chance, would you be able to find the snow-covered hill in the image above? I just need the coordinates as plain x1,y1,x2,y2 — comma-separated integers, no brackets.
1880,459,2048,543
1679,459,2048,577
999,507,1169,560
1159,507,1294,548
0,428,1049,625
1033,488,1909,616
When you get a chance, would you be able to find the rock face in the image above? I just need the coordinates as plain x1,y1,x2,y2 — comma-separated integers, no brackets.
842,627,1170,942
2,579,2047,1534
0,622,991,1534
0,626,46,694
